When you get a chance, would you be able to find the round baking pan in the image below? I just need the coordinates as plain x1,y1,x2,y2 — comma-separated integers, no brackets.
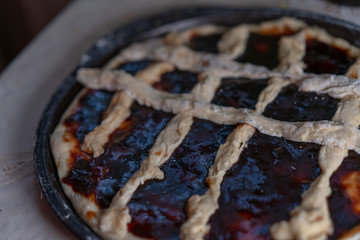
34,7,360,239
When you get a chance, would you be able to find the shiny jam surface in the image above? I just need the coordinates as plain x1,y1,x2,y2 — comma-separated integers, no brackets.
64,90,113,143
63,60,184,208
206,132,321,240
236,33,282,69
62,63,199,208
153,70,198,94
304,39,355,75
188,33,223,53
328,150,360,239
212,78,268,109
263,84,339,122
63,103,173,208
116,59,152,74
127,119,235,240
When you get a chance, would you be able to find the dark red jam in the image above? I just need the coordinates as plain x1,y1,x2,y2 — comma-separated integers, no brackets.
64,90,113,143
116,59,152,74
304,39,355,75
62,62,201,208
212,78,268,109
188,33,223,53
63,103,174,208
64,59,155,144
153,70,198,94
127,119,235,240
263,84,339,122
328,150,360,239
206,131,321,240
236,33,282,70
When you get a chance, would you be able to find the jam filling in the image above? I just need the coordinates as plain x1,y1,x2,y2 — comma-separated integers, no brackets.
304,39,355,75
62,58,153,142
62,61,201,208
153,70,198,94
115,59,152,74
64,90,113,143
63,103,174,208
236,33,282,69
263,84,339,122
188,33,223,53
212,78,268,109
206,132,321,240
127,119,235,240
328,150,360,239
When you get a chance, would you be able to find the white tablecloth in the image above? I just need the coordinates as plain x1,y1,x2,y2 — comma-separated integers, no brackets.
1,0,359,239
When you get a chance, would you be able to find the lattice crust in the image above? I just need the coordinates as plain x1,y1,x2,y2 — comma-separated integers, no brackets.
78,69,360,152
81,62,175,157
51,17,360,240
270,31,360,240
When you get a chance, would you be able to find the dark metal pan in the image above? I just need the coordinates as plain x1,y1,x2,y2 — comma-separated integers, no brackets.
33,7,360,239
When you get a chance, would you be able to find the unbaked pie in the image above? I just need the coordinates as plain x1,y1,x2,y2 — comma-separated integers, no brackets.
51,17,360,239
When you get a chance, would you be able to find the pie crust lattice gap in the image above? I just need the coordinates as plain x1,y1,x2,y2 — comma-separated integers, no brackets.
50,17,360,240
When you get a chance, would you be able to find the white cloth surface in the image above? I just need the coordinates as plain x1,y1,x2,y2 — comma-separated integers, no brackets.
0,0,359,239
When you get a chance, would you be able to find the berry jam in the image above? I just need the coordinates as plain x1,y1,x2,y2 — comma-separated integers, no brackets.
304,39,355,75
116,59,152,74
64,90,113,143
62,62,198,208
263,84,339,122
128,119,235,240
188,33,223,53
188,31,297,71
328,150,360,239
63,103,173,208
236,33,282,70
153,70,198,94
212,78,268,109
207,74,330,239
206,132,321,240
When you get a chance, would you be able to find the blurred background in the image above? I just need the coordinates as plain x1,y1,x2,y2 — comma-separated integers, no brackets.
0,0,73,72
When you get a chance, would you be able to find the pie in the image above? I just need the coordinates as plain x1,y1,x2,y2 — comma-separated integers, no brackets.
50,17,360,240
